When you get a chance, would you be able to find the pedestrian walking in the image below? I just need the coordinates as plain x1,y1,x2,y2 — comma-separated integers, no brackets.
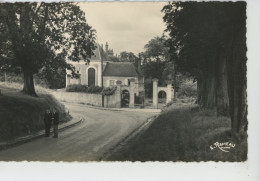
44,108,52,137
52,108,59,138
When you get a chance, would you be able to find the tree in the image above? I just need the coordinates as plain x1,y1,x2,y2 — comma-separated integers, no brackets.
143,36,170,62
225,3,247,132
162,2,247,132
143,61,166,84
0,3,96,96
119,51,138,63
141,36,172,85
161,61,177,99
140,36,173,98
38,66,66,89
103,54,120,62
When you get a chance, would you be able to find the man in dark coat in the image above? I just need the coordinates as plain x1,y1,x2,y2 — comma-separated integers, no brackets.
44,108,52,137
52,108,59,138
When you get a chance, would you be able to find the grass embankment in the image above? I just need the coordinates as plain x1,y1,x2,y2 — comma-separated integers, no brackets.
0,82,71,141
108,99,247,162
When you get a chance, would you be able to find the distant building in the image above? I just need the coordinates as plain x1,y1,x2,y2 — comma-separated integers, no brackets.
105,42,114,56
66,43,144,96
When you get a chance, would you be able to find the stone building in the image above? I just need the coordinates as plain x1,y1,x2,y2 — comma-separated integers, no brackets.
66,43,144,96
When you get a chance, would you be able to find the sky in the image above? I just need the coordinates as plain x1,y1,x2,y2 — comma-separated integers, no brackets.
80,2,168,55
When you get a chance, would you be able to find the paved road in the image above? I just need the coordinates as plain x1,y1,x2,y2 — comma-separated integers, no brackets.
0,103,158,161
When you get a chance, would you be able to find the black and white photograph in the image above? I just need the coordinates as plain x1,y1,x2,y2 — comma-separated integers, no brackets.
0,0,259,180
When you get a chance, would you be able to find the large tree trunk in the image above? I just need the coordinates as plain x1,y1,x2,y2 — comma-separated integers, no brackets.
226,4,247,133
204,72,216,108
215,50,229,116
197,73,215,109
22,68,37,96
200,58,216,109
226,44,247,133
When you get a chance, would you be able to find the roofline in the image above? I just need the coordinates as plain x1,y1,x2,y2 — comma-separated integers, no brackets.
103,75,137,77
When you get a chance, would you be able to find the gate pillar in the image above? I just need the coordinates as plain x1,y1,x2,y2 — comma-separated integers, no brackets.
153,78,158,108
66,75,71,88
116,81,122,108
129,79,135,108
166,82,173,104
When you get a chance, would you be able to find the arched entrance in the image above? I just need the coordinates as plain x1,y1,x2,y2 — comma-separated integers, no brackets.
121,89,130,107
158,90,166,104
152,78,174,108
88,68,95,86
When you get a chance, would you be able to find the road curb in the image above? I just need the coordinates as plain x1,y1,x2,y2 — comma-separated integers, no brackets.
0,118,83,151
65,102,162,113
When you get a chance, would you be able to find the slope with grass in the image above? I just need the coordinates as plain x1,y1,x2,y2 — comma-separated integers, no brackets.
0,83,71,141
107,100,247,162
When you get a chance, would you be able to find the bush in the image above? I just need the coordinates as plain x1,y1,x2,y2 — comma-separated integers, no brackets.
101,86,117,96
66,84,88,92
0,84,71,141
178,79,197,98
0,72,49,88
87,85,103,93
66,84,103,94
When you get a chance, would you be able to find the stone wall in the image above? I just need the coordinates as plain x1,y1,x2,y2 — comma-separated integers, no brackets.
104,84,122,108
51,91,102,106
51,90,123,108
104,94,120,108
53,80,140,108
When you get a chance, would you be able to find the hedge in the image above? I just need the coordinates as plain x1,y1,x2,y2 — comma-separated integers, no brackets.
101,86,117,96
66,84,103,94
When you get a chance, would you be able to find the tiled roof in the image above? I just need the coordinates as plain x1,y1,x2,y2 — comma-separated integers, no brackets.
103,62,141,77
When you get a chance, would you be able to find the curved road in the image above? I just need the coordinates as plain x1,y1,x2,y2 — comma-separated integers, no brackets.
0,103,158,161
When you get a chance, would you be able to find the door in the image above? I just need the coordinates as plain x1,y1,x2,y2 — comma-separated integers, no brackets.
88,68,95,86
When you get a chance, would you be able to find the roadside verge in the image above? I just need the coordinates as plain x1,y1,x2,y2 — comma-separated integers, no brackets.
100,114,158,161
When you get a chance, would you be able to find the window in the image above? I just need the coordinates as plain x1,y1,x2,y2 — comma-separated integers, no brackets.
110,80,115,86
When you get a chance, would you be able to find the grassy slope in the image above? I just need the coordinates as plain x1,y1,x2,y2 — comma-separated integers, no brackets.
0,83,71,141
108,100,247,162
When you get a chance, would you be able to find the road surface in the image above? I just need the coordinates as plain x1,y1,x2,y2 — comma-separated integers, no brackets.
0,103,158,161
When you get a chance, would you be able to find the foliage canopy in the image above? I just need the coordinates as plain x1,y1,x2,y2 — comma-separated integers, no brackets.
0,2,96,95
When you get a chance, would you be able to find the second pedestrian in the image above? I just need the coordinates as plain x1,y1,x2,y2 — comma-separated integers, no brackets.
52,108,59,138
44,108,52,137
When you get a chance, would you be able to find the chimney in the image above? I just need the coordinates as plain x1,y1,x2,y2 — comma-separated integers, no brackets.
105,42,108,52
